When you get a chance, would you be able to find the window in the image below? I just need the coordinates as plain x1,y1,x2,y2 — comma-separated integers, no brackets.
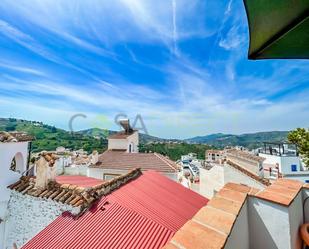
291,164,297,172
10,152,24,173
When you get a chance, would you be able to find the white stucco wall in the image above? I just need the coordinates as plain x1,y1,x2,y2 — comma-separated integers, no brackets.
199,163,265,199
227,154,263,177
260,153,301,174
225,201,249,249
199,165,224,199
0,142,29,202
4,191,79,249
108,132,139,152
224,164,266,190
248,197,291,249
288,193,303,249
302,188,309,223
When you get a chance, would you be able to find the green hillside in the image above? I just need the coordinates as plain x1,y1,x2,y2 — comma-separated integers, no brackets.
0,118,107,153
78,128,167,144
139,143,214,161
185,131,289,149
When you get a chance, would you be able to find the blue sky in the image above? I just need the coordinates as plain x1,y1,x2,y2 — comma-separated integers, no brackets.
0,0,308,139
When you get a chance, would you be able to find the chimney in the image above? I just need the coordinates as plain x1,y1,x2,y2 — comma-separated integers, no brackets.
35,152,58,189
91,150,99,165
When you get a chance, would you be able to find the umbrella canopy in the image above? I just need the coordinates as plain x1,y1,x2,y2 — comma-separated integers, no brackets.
243,0,309,59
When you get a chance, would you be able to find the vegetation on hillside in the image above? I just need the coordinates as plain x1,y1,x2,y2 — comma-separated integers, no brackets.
288,128,309,167
185,131,289,149
0,118,107,153
139,142,214,161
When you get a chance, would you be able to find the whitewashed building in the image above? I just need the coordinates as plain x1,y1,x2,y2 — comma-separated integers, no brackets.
0,132,33,248
259,142,309,183
88,120,179,181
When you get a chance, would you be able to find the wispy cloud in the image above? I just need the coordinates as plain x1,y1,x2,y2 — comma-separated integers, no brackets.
0,0,308,138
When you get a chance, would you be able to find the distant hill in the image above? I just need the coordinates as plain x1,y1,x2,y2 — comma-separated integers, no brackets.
0,118,167,152
0,118,107,153
185,131,289,149
78,128,167,144
0,117,290,153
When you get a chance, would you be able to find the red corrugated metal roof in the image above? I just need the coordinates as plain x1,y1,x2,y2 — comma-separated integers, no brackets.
55,175,104,187
22,171,208,249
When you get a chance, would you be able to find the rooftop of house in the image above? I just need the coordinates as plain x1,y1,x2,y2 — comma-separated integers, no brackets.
0,131,34,143
20,170,208,249
55,175,104,188
108,130,137,139
164,182,258,249
226,148,265,162
163,178,306,249
8,168,141,215
206,150,224,154
90,150,179,173
227,160,271,186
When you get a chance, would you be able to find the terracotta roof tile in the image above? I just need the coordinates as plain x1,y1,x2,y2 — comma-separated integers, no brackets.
0,131,34,142
249,187,260,195
254,178,302,206
162,242,179,249
8,168,142,215
91,150,178,173
171,220,227,249
255,190,292,206
224,182,252,193
207,196,243,215
276,178,303,190
226,149,265,162
217,188,247,203
193,206,235,235
165,179,305,249
164,182,255,249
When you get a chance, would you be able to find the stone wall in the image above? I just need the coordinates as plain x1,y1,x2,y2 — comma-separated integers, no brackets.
4,191,79,249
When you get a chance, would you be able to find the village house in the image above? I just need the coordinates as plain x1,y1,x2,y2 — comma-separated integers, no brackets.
6,157,207,248
88,120,179,181
259,142,309,182
163,178,309,249
200,148,269,199
0,132,34,248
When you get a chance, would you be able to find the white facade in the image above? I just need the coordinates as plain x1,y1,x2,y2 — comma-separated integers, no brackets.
205,150,224,163
199,163,265,199
88,167,178,181
108,131,139,153
224,192,303,249
260,153,309,182
0,141,30,248
4,191,79,249
0,142,29,201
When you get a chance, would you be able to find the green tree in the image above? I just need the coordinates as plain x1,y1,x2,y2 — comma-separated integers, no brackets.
288,128,309,167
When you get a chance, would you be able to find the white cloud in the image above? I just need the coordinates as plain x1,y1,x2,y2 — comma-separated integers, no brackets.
219,25,245,50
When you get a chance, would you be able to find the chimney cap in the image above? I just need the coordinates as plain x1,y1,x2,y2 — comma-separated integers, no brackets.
38,152,59,167
118,119,133,133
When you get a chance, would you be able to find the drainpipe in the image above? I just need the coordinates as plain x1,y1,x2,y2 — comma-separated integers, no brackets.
26,141,32,176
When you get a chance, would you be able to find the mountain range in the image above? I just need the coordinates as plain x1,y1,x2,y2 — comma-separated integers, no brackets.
184,131,289,149
0,118,289,151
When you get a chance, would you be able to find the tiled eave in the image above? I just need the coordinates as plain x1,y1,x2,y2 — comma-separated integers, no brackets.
8,168,142,215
